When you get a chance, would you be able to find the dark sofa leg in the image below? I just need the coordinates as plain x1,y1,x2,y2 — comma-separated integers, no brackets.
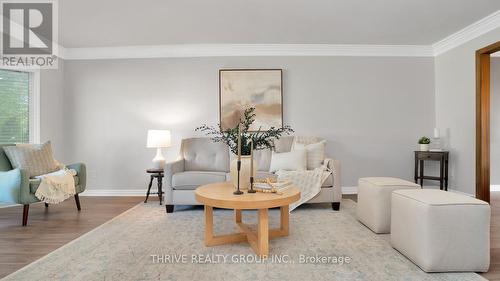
332,202,340,211
22,204,29,226
166,205,174,213
44,203,49,208
74,194,81,211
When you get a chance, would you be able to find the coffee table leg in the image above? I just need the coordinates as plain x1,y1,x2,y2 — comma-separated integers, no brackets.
280,205,289,236
235,209,242,223
205,205,214,246
258,208,269,256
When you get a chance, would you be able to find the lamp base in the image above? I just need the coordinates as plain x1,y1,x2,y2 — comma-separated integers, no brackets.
152,148,166,169
233,190,244,195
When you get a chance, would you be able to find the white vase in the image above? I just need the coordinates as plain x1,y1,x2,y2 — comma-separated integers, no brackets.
230,156,258,190
419,144,429,151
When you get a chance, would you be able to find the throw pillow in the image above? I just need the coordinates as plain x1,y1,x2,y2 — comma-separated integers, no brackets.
294,140,326,170
269,150,307,172
3,141,59,178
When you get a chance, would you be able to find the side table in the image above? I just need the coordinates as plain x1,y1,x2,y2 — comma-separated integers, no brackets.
145,169,164,205
414,151,449,191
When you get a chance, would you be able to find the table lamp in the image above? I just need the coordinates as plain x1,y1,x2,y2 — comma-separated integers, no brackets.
147,130,171,169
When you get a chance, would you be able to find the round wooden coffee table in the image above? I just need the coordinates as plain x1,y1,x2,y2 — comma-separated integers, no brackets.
195,182,300,256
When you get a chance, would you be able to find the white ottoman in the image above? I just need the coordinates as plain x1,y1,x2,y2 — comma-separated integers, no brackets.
391,189,490,272
357,177,420,233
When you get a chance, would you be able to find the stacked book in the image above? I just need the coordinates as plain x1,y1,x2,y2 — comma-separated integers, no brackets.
253,179,293,193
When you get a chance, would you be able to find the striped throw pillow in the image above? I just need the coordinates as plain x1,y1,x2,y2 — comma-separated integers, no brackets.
3,141,59,178
293,140,326,170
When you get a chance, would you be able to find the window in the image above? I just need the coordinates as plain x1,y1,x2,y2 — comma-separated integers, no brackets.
0,69,38,143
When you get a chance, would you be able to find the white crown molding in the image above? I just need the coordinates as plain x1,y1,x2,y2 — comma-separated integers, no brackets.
62,44,434,60
433,10,500,56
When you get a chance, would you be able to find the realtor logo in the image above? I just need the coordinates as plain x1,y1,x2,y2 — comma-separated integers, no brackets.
1,0,58,68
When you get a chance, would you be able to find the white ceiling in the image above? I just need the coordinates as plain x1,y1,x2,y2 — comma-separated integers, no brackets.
59,0,500,48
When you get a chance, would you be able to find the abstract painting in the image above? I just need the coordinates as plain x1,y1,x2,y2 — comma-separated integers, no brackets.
219,69,283,131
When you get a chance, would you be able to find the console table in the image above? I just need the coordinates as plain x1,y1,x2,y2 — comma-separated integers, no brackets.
414,151,449,191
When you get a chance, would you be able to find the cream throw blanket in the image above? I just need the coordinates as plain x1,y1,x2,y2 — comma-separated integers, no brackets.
34,168,77,204
276,165,332,211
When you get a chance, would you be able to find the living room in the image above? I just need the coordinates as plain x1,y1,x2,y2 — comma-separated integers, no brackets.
1,0,500,280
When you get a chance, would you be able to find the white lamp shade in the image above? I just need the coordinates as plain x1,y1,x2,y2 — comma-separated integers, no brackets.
147,130,172,148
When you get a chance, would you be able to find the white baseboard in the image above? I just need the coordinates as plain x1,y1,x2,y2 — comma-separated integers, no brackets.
81,189,145,196
83,187,360,196
491,185,500,192
80,186,475,197
342,186,357,194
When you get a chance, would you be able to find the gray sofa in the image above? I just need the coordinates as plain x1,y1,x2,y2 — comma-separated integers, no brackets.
164,136,341,213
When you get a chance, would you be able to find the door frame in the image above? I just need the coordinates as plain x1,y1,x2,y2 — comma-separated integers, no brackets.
476,41,500,203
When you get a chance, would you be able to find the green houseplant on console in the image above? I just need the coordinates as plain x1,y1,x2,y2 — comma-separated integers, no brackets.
418,136,431,151
196,107,293,189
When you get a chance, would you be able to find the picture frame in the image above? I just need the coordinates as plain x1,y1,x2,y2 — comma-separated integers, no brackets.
219,69,283,131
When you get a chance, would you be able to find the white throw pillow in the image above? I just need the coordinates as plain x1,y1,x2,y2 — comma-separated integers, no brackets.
269,150,307,172
294,140,326,170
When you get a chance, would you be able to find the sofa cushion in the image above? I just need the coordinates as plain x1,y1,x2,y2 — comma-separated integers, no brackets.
181,138,229,172
269,150,306,172
172,171,227,190
293,140,326,170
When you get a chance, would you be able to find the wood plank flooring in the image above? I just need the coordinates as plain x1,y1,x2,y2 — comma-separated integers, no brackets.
0,196,142,278
0,193,498,280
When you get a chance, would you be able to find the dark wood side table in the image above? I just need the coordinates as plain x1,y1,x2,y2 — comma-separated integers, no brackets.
145,169,164,205
414,151,449,191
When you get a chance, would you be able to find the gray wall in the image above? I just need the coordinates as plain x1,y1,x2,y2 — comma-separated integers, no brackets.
40,64,65,161
61,56,435,191
435,26,500,195
492,57,500,184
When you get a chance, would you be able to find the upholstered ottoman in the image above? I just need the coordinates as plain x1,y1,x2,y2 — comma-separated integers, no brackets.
391,189,490,272
357,177,420,233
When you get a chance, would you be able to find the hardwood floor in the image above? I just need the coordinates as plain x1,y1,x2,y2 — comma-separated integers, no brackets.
0,193,498,279
0,196,142,278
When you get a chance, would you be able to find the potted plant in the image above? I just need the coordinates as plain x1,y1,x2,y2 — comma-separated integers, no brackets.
418,136,431,151
196,107,293,189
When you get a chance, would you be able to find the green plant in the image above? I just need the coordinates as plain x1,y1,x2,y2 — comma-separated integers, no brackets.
418,136,431,144
195,107,294,155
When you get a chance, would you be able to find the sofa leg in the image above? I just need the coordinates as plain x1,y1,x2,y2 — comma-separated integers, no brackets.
44,203,49,208
22,204,29,226
332,202,340,211
74,194,81,211
166,205,174,213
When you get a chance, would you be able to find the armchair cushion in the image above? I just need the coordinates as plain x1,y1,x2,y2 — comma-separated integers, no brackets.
172,171,226,190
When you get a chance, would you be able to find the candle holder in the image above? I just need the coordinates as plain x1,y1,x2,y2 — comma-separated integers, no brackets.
233,160,244,195
248,176,256,193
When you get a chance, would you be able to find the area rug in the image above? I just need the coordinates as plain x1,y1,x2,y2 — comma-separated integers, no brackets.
3,200,484,281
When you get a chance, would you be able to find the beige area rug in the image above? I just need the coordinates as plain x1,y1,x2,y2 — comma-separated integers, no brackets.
3,200,485,281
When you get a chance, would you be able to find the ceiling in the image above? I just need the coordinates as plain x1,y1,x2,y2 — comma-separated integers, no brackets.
59,0,500,48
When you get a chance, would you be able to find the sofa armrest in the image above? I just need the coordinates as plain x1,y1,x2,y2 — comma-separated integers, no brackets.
67,163,86,192
164,159,184,205
324,158,342,202
164,159,185,184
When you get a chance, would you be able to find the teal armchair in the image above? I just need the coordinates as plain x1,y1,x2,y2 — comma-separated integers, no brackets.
0,144,86,226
